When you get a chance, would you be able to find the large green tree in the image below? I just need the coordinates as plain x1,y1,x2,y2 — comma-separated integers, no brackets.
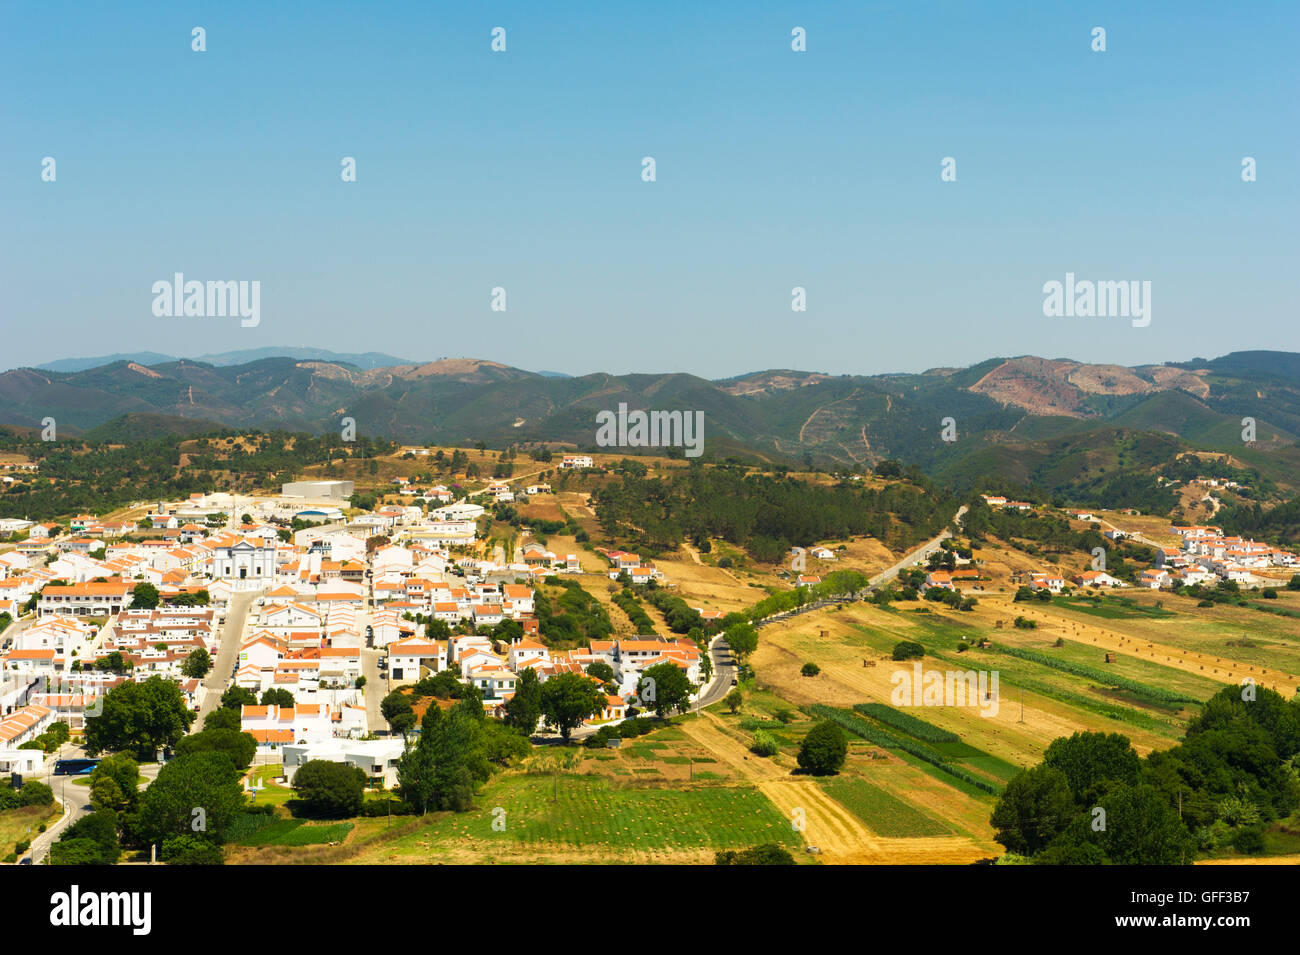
397,703,492,813
180,647,212,679
83,676,196,759
637,662,695,719
381,690,416,735
292,760,366,818
990,765,1077,855
538,672,606,741
175,728,257,771
129,582,160,610
1043,731,1142,806
1042,783,1195,865
796,720,847,776
133,751,246,848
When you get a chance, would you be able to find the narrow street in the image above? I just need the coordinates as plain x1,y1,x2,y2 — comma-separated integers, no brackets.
197,589,259,722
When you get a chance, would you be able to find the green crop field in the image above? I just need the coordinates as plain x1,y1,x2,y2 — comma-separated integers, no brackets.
230,816,354,847
369,774,799,854
821,777,952,837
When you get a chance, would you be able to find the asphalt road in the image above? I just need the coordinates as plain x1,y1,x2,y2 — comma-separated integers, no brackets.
693,635,737,709
198,589,259,722
27,749,163,864
867,504,969,588
27,753,93,865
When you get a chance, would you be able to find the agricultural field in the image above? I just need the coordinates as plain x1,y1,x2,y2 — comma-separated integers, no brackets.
738,527,1300,863
344,771,801,865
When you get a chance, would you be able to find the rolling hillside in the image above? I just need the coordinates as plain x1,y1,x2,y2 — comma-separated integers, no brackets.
2,351,1298,502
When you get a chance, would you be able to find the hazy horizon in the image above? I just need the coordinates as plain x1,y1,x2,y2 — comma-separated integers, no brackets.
5,343,1286,381
4,1,1296,378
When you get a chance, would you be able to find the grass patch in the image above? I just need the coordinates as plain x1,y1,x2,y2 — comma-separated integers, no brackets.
1050,595,1176,620
233,816,353,847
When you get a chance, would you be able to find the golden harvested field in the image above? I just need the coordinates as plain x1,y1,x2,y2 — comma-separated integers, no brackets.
751,602,1173,762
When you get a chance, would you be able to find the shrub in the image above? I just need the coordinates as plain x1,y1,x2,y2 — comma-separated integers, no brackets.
715,844,796,865
18,781,54,807
891,641,925,661
800,662,820,677
161,835,223,865
360,798,415,817
291,760,365,818
750,730,779,758
1231,826,1265,855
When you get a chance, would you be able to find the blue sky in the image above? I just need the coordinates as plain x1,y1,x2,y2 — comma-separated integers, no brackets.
2,1,1296,378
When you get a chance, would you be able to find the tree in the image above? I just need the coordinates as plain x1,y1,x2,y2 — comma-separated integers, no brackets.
90,777,127,815
538,672,607,741
724,689,743,714
180,647,212,679
723,622,758,659
175,728,257,771
397,704,491,813
990,765,1077,855
133,751,246,848
381,690,416,735
585,661,615,684
95,651,132,674
50,811,120,865
637,662,695,719
801,662,821,677
260,688,295,708
1185,684,1300,760
129,582,160,610
292,760,366,818
202,707,242,732
1043,731,1141,806
1043,783,1195,865
503,667,542,734
797,721,847,776
220,686,257,710
89,754,140,814
891,641,925,661
84,675,196,760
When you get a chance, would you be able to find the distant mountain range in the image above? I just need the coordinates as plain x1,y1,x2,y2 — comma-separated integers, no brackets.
32,348,420,373
3,350,1299,494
